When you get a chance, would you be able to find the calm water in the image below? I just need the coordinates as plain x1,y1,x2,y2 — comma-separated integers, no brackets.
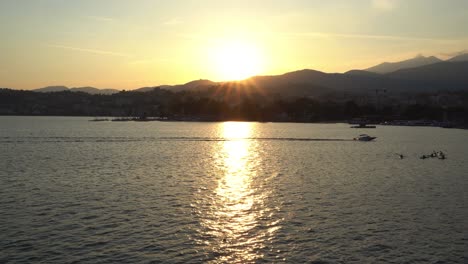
0,116,467,263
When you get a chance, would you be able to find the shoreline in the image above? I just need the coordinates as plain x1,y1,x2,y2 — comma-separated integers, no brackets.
1,115,467,129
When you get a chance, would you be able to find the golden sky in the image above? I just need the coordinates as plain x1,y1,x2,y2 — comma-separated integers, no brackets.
1,0,467,89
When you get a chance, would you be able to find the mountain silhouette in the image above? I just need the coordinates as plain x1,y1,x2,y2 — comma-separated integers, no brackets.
70,87,119,94
225,61,468,94
170,79,216,92
22,54,468,97
386,61,468,84
344,70,381,77
34,86,119,94
34,86,69,92
365,55,443,73
447,53,468,62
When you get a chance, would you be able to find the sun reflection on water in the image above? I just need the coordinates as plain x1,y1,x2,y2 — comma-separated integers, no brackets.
198,122,277,263
216,122,256,236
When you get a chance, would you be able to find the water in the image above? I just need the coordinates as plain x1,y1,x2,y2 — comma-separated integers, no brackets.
0,116,467,263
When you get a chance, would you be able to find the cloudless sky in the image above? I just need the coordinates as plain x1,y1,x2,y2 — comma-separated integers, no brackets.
1,0,467,89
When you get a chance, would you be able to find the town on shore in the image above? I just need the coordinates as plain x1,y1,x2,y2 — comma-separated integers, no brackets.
2,55,468,128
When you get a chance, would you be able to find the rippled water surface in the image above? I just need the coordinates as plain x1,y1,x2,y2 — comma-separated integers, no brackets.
1,116,467,263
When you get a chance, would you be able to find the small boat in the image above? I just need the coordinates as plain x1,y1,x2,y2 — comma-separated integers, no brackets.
354,134,377,141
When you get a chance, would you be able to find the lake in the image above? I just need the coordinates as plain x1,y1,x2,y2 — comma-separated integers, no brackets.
0,116,467,263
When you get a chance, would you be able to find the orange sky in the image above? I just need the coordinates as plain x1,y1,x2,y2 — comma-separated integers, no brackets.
0,0,467,89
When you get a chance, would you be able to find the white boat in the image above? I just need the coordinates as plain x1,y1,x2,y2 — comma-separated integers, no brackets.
354,134,376,141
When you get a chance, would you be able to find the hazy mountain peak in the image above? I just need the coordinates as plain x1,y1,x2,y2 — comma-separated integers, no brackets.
345,70,381,77
34,85,118,94
279,69,326,79
70,87,119,94
365,55,442,74
34,86,69,92
448,53,468,62
183,79,214,85
284,69,324,74
182,79,216,89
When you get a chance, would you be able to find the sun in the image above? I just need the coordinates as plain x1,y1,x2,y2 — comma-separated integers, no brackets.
212,40,264,81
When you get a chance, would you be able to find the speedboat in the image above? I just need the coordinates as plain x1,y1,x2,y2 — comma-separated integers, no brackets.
354,134,376,141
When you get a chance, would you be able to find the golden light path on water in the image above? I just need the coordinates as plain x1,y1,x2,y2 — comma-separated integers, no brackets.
199,122,280,263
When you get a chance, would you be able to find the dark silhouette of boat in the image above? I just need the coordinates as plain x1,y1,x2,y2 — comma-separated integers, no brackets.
353,134,377,141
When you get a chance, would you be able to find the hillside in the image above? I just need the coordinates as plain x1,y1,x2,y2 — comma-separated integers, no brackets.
365,55,443,74
386,61,468,85
14,54,468,97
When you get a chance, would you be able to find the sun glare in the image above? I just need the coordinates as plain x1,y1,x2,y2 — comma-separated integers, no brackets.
212,40,264,81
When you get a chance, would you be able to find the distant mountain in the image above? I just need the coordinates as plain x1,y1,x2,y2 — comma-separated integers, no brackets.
34,86,119,94
21,54,468,98
166,62,468,98
344,70,381,77
170,79,216,92
134,87,161,92
386,61,468,84
365,55,443,74
248,69,327,87
447,53,468,62
34,86,69,92
250,69,395,94
249,61,468,94
70,87,119,94
184,79,215,88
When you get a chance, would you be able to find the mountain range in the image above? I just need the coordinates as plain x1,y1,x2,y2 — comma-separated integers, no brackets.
30,53,468,96
364,55,443,74
34,86,120,94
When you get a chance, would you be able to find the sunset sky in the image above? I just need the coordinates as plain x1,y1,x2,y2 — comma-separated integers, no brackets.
1,0,467,89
